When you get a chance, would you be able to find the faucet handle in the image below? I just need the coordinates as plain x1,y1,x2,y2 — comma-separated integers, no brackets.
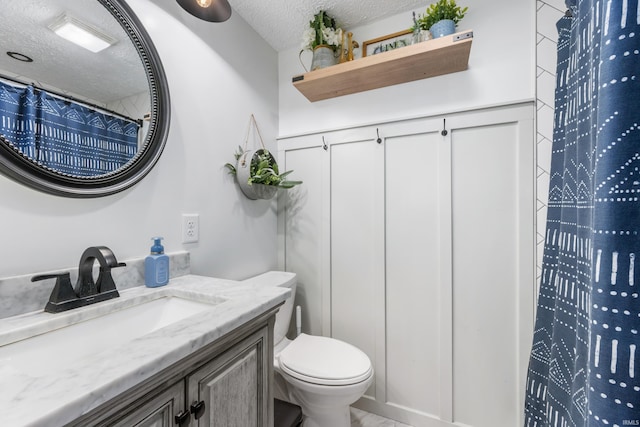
97,262,126,294
32,273,78,313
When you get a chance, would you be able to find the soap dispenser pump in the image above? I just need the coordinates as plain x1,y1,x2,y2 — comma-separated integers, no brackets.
145,237,169,288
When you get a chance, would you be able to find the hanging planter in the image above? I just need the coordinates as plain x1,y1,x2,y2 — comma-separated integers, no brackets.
225,115,302,200
235,149,279,200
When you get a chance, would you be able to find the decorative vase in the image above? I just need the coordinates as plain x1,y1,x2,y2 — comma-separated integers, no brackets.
430,19,456,38
310,45,336,71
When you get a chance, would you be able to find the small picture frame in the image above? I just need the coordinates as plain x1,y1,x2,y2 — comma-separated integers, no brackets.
362,29,413,57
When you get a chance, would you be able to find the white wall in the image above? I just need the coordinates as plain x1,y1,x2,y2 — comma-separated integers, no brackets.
278,0,535,137
0,0,279,280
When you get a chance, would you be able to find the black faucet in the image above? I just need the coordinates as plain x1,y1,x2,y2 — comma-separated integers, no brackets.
32,246,126,313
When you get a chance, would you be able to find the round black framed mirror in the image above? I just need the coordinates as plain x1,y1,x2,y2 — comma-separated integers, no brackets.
0,0,170,197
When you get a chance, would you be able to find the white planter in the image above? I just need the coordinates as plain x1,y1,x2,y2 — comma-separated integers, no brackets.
236,149,278,200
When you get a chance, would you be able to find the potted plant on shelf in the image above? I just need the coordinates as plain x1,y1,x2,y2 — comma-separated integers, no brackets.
301,10,343,71
414,0,468,39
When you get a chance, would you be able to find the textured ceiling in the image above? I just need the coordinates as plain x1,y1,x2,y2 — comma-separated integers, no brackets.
0,0,427,107
0,0,147,105
230,0,429,52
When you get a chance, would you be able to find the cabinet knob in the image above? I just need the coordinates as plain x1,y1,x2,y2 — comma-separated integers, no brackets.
190,400,206,420
175,410,191,426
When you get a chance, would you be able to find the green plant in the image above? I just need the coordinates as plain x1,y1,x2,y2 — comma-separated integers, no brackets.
413,0,468,31
225,146,302,189
301,10,343,51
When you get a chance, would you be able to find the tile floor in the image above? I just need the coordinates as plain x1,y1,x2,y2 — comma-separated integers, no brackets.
350,408,413,427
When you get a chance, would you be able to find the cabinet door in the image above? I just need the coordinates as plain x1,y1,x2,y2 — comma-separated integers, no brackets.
330,135,385,399
385,128,443,416
281,145,327,336
449,117,534,427
106,381,185,427
187,327,270,427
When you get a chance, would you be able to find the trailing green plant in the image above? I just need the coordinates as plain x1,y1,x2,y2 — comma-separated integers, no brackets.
223,146,244,175
412,0,468,31
225,146,302,189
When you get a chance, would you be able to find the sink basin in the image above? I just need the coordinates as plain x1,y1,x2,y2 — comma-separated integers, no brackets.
0,295,219,376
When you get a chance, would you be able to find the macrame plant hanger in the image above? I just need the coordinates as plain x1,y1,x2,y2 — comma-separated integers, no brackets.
235,114,278,200
239,114,267,167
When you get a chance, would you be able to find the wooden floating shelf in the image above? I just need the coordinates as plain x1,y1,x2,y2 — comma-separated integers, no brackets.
292,30,473,102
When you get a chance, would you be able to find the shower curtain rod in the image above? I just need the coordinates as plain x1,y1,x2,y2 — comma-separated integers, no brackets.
0,73,142,126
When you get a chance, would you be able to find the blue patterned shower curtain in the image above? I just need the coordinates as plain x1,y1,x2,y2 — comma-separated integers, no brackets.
0,81,139,176
524,1,640,426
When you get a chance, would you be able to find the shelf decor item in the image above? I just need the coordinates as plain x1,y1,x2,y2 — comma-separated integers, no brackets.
413,0,468,38
225,115,302,200
301,10,343,71
409,11,433,44
362,29,413,57
310,45,335,70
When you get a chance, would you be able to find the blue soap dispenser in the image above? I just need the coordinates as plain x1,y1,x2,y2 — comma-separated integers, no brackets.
145,237,169,288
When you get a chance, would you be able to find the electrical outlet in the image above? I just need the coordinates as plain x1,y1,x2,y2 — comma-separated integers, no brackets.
182,214,199,243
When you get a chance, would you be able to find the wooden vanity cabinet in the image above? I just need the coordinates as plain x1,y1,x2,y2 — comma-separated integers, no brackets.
67,309,276,427
186,330,268,427
108,382,185,427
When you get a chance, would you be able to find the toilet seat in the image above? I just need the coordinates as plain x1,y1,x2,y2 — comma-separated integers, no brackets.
278,334,372,386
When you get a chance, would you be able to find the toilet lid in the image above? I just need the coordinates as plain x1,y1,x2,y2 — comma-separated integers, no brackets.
278,334,372,386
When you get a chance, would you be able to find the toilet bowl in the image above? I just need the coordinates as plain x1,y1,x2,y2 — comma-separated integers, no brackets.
244,271,373,427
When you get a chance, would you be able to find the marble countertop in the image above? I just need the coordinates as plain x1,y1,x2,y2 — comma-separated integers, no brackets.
0,274,289,427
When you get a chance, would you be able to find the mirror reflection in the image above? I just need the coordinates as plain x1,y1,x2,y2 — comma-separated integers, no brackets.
0,0,151,178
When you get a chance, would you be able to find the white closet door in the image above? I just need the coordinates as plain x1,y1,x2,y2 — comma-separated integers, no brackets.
279,103,535,427
330,137,385,399
282,146,327,336
385,129,443,417
449,120,531,427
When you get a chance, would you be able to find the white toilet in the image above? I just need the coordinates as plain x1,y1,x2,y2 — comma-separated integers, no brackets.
245,271,373,427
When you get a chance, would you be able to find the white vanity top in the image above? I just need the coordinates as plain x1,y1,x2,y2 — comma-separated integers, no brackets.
0,274,289,427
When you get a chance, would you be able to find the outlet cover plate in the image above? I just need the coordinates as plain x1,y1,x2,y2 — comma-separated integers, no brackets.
182,214,199,243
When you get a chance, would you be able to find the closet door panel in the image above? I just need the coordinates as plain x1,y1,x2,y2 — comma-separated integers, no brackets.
330,139,383,397
279,103,535,427
451,123,521,427
385,131,442,416
283,146,325,336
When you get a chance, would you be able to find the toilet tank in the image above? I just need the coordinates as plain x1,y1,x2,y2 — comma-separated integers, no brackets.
243,271,297,346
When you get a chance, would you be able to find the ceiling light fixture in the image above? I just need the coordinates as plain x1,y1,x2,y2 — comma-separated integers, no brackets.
176,0,232,22
7,52,33,62
48,14,117,53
